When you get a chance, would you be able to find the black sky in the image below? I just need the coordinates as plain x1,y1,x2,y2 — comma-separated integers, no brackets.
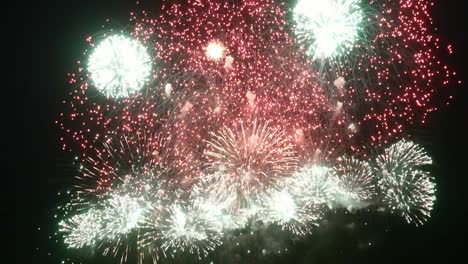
10,0,468,263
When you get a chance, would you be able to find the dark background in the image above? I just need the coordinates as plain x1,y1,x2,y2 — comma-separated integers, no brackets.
10,0,467,263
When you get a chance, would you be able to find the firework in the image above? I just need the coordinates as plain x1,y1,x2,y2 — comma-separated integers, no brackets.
191,180,250,230
293,0,363,59
375,140,433,171
75,133,182,201
54,0,454,262
96,195,148,263
99,195,146,239
140,0,338,160
203,120,298,213
296,0,458,146
259,189,322,236
59,194,148,263
287,165,339,207
333,156,376,210
59,209,102,248
375,140,436,225
205,41,225,61
140,203,223,258
58,133,184,260
88,35,151,98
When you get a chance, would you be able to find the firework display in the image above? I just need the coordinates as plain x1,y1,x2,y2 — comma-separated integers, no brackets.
54,0,458,262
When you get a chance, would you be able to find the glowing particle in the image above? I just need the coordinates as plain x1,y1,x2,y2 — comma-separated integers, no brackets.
334,77,346,89
224,55,234,68
246,91,256,108
165,83,172,97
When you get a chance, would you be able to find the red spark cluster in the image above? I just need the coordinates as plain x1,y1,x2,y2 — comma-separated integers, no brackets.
326,0,459,148
56,0,458,179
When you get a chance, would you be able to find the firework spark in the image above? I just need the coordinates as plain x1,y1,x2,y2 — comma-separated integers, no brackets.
99,195,145,239
301,0,458,146
75,133,183,201
59,194,148,263
191,180,250,230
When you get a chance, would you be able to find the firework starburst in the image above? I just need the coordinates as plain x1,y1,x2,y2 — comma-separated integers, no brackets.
88,35,151,98
203,120,298,213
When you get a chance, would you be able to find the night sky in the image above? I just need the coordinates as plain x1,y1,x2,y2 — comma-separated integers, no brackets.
11,0,468,263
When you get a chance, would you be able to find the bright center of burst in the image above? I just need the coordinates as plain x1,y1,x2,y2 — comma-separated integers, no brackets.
171,206,207,240
272,191,297,222
174,207,187,232
126,208,142,230
206,42,225,60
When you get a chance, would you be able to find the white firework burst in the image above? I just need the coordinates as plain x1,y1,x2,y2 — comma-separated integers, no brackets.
59,209,102,248
205,41,225,60
140,203,222,258
203,120,298,214
99,195,146,239
333,156,376,210
259,188,322,236
293,0,363,59
88,35,151,98
287,165,340,207
376,140,436,225
191,180,250,230
376,140,433,172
